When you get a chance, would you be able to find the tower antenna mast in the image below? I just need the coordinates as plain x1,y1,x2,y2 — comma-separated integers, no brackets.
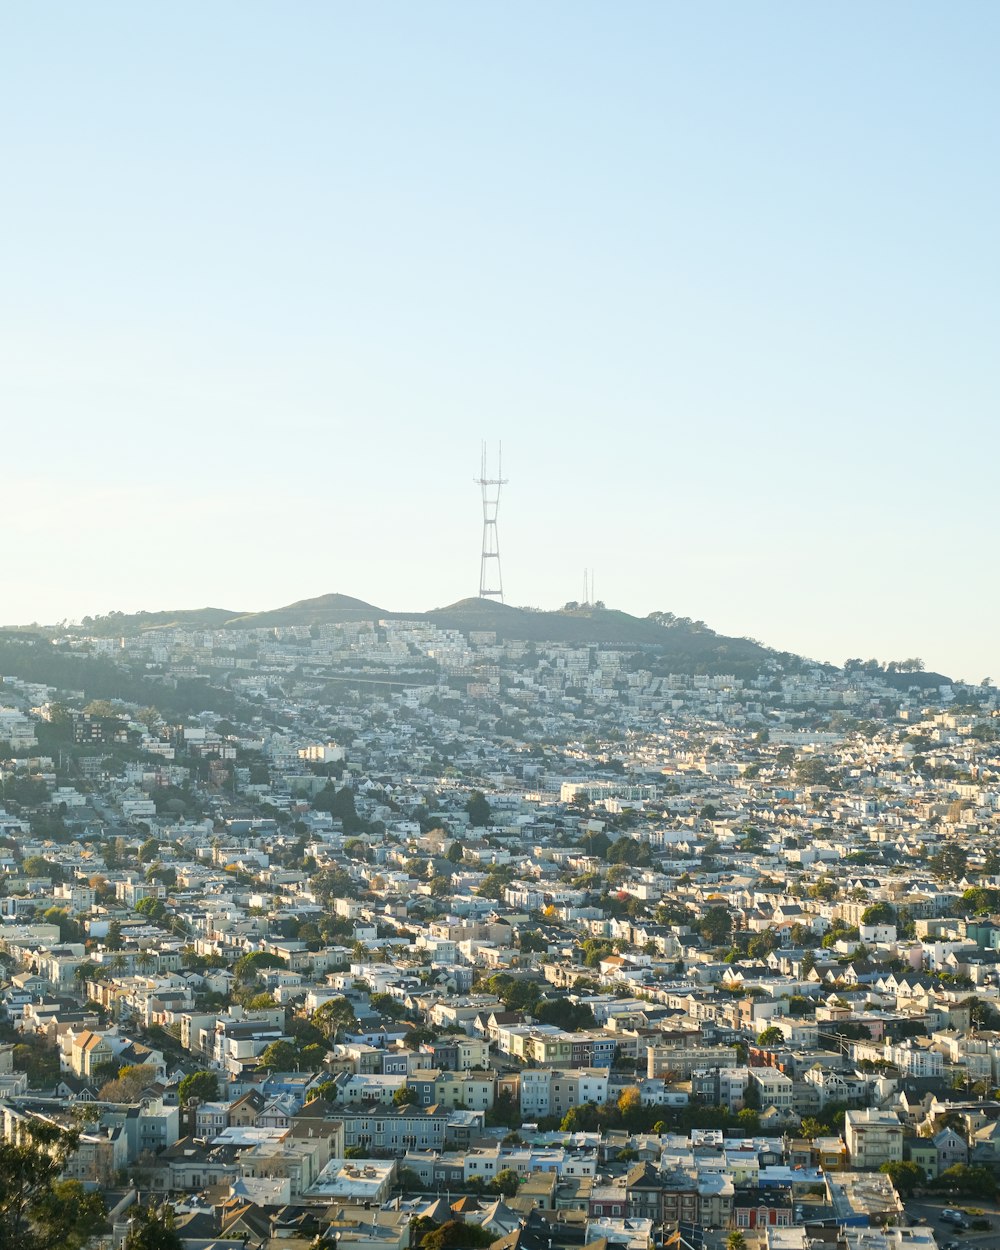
475,442,508,602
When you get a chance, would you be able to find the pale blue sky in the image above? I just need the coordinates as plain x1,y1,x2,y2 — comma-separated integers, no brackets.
2,3,997,679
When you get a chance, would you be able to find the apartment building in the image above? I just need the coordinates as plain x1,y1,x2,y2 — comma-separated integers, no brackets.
844,1109,904,1170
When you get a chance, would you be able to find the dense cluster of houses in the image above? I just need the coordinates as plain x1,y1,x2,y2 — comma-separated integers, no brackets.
0,619,998,1250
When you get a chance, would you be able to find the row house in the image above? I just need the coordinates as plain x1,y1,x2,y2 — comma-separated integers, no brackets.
571,1031,620,1068
419,1035,490,1072
517,1068,611,1118
692,1066,751,1111
430,1070,494,1112
335,1103,455,1154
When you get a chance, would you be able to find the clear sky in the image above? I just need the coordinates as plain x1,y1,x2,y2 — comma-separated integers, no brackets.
2,3,998,680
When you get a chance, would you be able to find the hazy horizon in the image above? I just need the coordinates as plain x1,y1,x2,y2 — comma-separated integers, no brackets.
3,3,998,682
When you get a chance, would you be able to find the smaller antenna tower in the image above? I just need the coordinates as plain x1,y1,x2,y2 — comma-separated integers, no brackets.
475,442,508,603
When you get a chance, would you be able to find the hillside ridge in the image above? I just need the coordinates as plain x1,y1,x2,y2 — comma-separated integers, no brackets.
1,593,952,684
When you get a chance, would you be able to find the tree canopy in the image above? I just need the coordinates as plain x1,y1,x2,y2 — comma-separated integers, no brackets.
124,1203,183,1250
178,1070,218,1104
466,790,492,827
0,1117,105,1250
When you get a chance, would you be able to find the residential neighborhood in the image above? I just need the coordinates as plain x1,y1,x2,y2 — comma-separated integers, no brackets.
0,615,999,1250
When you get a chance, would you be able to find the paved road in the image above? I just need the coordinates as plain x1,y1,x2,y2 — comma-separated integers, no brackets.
906,1197,1000,1249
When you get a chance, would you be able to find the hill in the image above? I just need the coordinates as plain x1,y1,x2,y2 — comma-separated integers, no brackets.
61,606,244,637
3,592,959,683
224,593,384,629
14,593,790,676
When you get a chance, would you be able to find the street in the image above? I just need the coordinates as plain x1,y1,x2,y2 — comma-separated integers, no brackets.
906,1197,1000,1250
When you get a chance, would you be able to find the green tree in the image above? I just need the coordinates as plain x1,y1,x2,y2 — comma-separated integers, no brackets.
747,930,780,958
146,864,177,889
178,1070,218,1104
258,1040,299,1070
930,843,969,881
476,866,513,900
313,783,364,833
486,1090,522,1130
960,887,1000,916
483,972,542,1012
578,829,612,857
607,837,652,867
33,1179,106,1250
134,896,167,923
581,937,616,968
794,757,831,786
861,901,896,926
0,1117,88,1250
466,791,492,827
369,992,406,1020
429,874,452,898
879,1160,924,1197
138,837,160,864
43,908,82,943
124,1203,183,1250
299,1042,327,1069
737,1107,761,1133
931,1164,996,1198
313,996,357,1041
698,907,731,946
311,865,357,902
307,1079,339,1103
534,998,596,1032
757,1026,784,1047
233,951,285,982
397,1167,422,1192
83,699,119,720
74,961,102,987
489,1168,520,1197
246,992,278,1010
22,855,64,881
560,1102,603,1133
421,1219,494,1250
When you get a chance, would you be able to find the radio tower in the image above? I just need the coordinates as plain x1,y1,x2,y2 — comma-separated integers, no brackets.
475,442,507,602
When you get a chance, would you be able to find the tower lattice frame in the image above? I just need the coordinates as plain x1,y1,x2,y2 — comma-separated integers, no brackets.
475,442,507,602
